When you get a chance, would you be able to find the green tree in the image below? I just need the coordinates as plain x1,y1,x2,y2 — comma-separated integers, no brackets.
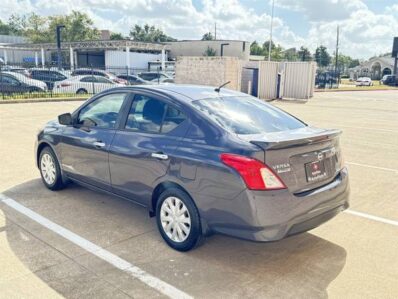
129,24,176,42
0,19,13,35
297,46,312,61
110,32,124,40
250,41,264,56
203,46,216,56
46,11,100,42
314,45,331,67
283,48,298,61
201,32,214,41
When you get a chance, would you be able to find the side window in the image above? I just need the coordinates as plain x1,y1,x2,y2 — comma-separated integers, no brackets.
125,95,167,133
77,93,126,128
161,105,186,133
2,75,19,85
81,76,96,83
96,77,112,84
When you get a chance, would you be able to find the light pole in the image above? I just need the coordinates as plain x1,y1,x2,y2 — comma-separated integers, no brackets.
268,0,275,61
56,25,65,70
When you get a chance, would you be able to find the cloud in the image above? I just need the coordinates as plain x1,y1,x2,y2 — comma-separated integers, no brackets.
274,0,367,21
0,0,396,59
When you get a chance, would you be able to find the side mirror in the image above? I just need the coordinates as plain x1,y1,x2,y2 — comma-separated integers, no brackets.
58,113,73,125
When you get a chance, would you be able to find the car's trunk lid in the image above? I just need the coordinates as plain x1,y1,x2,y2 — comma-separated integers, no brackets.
239,127,343,193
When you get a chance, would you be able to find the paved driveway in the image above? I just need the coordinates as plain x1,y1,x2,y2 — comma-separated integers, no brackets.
0,90,397,298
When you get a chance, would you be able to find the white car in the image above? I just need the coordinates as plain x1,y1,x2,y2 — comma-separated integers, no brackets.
1,71,48,91
53,75,124,94
355,77,373,86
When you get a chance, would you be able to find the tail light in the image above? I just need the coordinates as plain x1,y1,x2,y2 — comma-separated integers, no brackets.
220,153,286,190
60,83,71,87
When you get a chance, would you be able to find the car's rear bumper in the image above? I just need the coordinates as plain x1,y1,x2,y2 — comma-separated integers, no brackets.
200,167,349,242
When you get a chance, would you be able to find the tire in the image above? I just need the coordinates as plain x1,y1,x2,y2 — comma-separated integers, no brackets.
156,188,204,251
76,89,88,94
39,146,66,191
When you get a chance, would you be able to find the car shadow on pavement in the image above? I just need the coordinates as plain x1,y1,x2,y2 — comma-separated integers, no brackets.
1,179,347,298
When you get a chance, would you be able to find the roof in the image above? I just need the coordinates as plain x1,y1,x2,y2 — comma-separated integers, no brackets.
128,84,247,101
1,39,169,52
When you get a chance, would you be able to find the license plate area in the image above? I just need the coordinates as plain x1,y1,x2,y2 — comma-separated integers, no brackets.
305,160,327,182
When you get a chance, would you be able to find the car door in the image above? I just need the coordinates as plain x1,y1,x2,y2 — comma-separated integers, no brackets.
109,92,189,206
60,92,130,191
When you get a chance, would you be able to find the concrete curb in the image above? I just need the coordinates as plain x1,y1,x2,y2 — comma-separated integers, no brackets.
0,97,88,104
314,88,397,93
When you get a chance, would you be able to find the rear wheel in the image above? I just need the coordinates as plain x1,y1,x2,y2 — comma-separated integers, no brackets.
39,147,66,190
76,88,88,94
156,188,204,251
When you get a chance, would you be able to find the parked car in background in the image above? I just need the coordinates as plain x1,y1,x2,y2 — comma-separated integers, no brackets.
71,68,127,85
137,72,174,83
355,77,373,86
35,85,349,251
1,65,30,77
116,74,149,85
0,71,47,93
29,69,69,90
53,75,124,94
380,75,397,86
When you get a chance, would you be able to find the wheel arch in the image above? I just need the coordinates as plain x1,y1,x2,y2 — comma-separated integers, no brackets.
150,181,190,216
150,180,210,236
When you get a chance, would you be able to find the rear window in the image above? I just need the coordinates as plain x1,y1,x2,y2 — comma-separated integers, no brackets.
191,96,306,135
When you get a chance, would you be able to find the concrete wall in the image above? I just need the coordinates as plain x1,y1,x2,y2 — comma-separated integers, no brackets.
175,56,242,91
169,40,250,61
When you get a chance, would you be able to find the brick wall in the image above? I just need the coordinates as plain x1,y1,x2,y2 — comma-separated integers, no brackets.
175,57,242,91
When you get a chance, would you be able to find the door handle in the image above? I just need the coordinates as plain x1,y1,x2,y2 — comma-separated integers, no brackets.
93,141,106,148
151,152,169,160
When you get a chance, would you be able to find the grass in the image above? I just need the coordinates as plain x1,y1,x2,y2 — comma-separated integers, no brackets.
317,78,397,92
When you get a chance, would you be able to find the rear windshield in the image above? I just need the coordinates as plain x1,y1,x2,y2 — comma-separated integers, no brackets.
191,96,306,134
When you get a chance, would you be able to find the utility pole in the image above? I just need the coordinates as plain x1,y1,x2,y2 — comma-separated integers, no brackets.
335,25,340,85
56,25,65,70
214,22,217,40
268,0,275,61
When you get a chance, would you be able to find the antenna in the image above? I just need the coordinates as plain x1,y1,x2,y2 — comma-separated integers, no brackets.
214,81,231,93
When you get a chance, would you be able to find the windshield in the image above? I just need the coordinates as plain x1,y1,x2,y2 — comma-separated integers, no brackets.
191,96,306,135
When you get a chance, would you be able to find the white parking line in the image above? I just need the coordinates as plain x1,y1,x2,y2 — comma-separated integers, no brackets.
0,194,193,299
346,162,398,174
344,209,398,227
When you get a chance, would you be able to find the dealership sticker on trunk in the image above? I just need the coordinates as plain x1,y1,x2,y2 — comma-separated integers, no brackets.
305,160,327,182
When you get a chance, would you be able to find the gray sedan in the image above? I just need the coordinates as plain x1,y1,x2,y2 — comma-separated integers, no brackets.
35,85,349,251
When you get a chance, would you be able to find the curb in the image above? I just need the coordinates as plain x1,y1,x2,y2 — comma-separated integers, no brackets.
314,88,397,93
0,97,88,104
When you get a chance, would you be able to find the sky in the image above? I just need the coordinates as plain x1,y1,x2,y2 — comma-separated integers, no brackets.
1,0,398,59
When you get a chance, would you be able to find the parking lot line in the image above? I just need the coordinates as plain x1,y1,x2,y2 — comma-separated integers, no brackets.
346,162,398,174
0,194,193,299
344,209,398,227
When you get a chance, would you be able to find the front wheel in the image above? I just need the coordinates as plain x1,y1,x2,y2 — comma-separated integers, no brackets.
39,146,66,190
156,188,204,251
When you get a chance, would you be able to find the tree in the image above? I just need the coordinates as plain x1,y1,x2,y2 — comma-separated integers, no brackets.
0,19,14,35
0,11,100,43
314,45,331,67
250,41,264,56
129,24,176,42
46,11,100,42
297,46,312,61
110,32,125,40
201,32,214,41
203,46,216,56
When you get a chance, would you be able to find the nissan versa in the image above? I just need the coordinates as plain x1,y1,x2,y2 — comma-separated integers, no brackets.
35,85,350,251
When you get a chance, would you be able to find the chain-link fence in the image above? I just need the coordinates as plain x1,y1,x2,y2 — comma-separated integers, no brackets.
0,63,175,100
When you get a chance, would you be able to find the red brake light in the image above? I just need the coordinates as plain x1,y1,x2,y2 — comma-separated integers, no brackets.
60,83,71,87
220,153,286,190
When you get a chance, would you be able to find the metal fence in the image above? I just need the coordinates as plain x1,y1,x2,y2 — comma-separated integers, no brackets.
0,63,175,100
